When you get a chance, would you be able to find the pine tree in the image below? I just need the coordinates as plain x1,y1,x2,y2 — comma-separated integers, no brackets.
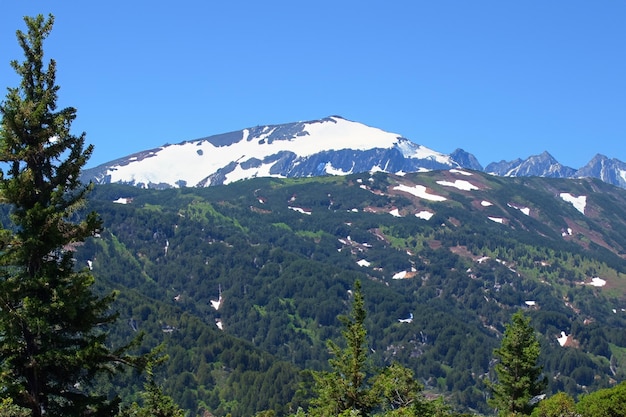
308,281,434,417
309,280,377,416
487,310,547,416
119,358,184,417
0,14,140,417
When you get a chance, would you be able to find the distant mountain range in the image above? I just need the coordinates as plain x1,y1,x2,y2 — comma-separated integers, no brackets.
81,116,626,189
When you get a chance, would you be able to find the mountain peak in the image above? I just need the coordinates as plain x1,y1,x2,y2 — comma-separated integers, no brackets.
576,153,626,188
81,117,626,190
485,151,575,179
82,116,456,189
450,148,483,171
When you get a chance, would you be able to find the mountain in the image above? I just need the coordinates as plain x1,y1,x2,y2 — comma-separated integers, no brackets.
82,116,461,189
576,154,626,189
74,171,626,415
485,151,577,178
71,117,626,415
449,148,484,171
81,116,626,190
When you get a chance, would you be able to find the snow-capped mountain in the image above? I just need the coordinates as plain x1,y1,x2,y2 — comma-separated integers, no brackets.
449,148,483,171
485,152,626,188
81,116,626,190
485,151,577,178
575,154,626,189
82,116,464,188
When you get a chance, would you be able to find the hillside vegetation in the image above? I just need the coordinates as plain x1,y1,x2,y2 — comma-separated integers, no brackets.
74,170,626,415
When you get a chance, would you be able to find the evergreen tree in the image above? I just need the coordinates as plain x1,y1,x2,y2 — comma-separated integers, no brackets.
530,392,576,417
119,358,184,417
307,281,438,417
0,14,140,417
487,310,546,416
309,280,376,416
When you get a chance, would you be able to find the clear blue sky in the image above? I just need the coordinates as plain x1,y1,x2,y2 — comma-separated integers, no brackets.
2,1,625,169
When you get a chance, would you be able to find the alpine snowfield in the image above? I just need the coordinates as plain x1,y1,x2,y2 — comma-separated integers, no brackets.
105,117,416,187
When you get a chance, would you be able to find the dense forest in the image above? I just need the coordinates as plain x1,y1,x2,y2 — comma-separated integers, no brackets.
70,171,626,416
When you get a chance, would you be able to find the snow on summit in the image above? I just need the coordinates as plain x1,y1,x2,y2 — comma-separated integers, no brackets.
105,117,405,187
83,115,626,191
300,117,401,153
93,116,458,188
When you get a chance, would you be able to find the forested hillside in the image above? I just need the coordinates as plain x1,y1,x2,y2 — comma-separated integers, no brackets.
72,170,626,415
4,11,625,417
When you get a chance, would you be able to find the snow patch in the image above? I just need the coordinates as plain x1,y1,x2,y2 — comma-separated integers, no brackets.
590,277,606,287
289,206,312,215
488,217,504,224
393,271,408,279
508,203,530,216
324,162,352,175
481,201,493,207
557,331,569,347
226,160,282,184
211,287,223,311
398,313,413,323
436,179,479,191
113,197,132,204
399,142,453,164
210,298,222,311
389,208,402,217
393,184,447,201
415,210,434,220
449,169,472,176
559,193,586,215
